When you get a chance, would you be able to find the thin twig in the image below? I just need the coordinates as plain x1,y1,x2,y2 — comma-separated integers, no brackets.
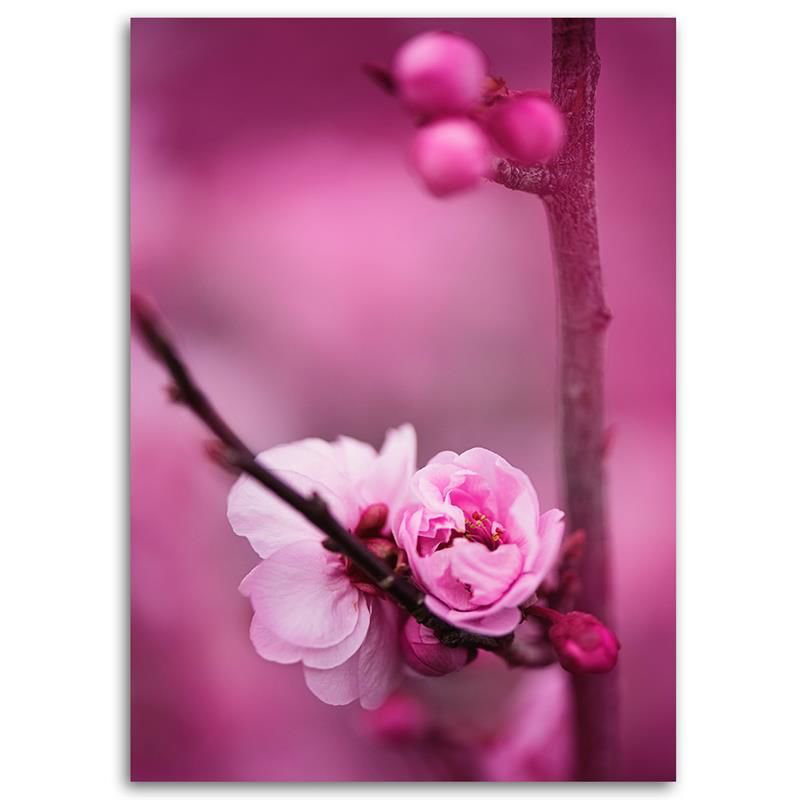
131,295,511,654
491,159,557,196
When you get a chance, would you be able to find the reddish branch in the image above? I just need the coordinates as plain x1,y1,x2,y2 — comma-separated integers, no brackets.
491,19,619,780
131,296,511,655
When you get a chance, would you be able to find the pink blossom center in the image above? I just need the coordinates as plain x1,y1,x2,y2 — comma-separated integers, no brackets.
461,510,505,550
343,506,401,594
427,508,506,555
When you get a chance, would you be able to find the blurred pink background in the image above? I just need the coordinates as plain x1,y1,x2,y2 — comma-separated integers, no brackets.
130,18,675,781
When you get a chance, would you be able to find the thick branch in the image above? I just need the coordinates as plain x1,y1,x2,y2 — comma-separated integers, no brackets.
131,295,510,654
544,19,619,781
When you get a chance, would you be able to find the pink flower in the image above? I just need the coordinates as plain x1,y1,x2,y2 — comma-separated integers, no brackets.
487,93,565,165
401,617,470,677
410,118,492,197
394,448,564,636
227,425,416,709
393,31,487,115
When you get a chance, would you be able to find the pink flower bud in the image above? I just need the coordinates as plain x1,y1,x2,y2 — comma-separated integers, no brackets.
354,502,389,537
487,93,565,165
361,692,431,743
410,118,491,197
393,32,487,115
547,611,620,674
401,617,470,677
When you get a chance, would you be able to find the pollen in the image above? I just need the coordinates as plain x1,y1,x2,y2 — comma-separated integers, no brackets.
460,510,504,550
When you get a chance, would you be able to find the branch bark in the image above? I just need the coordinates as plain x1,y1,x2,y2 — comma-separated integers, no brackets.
545,18,618,781
131,295,511,655
492,159,557,196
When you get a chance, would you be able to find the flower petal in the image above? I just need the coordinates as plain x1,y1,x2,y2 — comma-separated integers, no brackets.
358,424,417,511
448,540,523,606
227,448,351,559
526,508,565,576
303,598,404,708
498,571,540,608
457,448,540,529
247,582,371,669
300,593,371,669
331,436,378,484
304,656,360,706
425,595,522,636
426,450,459,467
261,438,356,501
248,615,303,664
228,474,322,560
357,599,403,710
241,541,360,648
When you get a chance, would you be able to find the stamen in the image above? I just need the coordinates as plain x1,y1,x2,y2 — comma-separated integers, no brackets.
457,510,504,550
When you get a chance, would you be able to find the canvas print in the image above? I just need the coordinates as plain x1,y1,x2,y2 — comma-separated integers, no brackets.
131,17,675,781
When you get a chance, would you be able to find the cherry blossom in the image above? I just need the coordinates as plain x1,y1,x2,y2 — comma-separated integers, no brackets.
394,448,564,636
228,425,416,708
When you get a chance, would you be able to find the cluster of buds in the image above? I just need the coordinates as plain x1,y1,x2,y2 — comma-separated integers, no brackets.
377,31,565,197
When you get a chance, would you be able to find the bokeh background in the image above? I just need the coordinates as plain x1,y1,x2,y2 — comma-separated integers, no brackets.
131,18,675,781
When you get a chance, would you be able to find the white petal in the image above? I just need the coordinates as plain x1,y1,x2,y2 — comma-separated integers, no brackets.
303,656,360,706
242,542,360,648
248,615,303,664
357,599,403,710
227,439,355,559
261,439,356,500
300,593,371,669
358,424,418,511
331,436,378,484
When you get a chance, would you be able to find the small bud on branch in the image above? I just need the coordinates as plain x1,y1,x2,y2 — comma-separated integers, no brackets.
526,605,620,674
354,503,389,537
401,617,470,677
